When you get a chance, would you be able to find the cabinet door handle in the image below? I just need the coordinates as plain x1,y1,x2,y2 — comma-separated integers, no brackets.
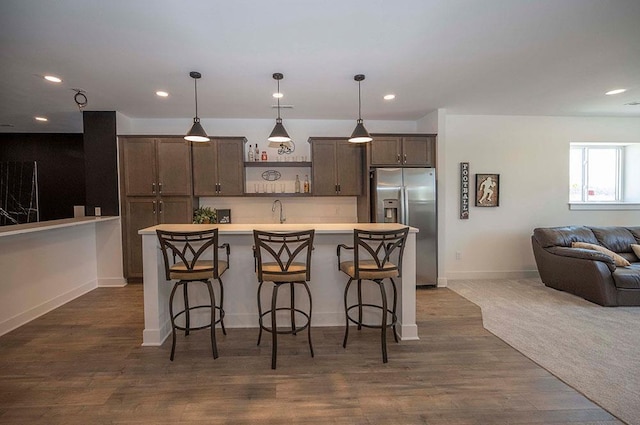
337,183,341,193
158,182,162,194
397,154,401,163
152,200,156,215
159,200,163,214
152,182,156,194
403,154,407,164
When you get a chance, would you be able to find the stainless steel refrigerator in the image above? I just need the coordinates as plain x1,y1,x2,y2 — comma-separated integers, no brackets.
371,168,437,286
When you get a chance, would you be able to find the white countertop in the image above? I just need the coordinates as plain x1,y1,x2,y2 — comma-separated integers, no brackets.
0,216,119,238
139,222,417,235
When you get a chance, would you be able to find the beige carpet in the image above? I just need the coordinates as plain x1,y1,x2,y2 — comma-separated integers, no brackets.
448,278,640,425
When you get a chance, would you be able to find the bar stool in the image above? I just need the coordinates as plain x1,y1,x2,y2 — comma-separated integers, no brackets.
253,229,315,369
156,228,230,361
337,227,409,363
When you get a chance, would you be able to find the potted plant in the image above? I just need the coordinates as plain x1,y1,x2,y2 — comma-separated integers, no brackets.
193,207,216,224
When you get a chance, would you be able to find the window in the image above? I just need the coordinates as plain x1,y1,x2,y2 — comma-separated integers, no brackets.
569,143,640,208
570,145,621,202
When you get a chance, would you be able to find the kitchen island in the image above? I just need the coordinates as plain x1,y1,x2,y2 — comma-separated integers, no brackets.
139,223,418,346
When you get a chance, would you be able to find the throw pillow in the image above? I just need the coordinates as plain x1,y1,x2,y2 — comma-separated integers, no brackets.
631,244,640,260
572,241,631,267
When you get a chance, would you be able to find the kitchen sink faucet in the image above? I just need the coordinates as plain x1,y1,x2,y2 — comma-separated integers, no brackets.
272,199,286,224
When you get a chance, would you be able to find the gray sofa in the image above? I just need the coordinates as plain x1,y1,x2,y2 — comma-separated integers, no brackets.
531,226,640,306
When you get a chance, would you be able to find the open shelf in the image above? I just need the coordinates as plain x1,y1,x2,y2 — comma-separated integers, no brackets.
244,161,311,167
243,192,313,197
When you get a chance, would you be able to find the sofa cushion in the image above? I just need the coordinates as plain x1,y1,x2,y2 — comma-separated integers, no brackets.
590,226,638,253
533,226,598,248
632,244,640,260
612,264,640,289
571,242,631,267
627,227,640,243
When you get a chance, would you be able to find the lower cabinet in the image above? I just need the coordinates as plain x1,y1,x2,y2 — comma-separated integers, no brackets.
123,196,193,280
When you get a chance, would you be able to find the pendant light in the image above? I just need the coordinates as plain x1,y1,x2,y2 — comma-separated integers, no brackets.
267,73,291,143
348,74,372,143
184,71,210,142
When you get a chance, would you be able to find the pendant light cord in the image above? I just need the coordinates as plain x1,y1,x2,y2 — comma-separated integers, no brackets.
358,80,362,121
276,78,281,120
194,78,199,119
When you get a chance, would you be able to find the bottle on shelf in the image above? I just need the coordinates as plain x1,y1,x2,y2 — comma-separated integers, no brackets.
303,174,310,193
254,145,260,161
261,151,268,161
295,175,301,193
248,145,254,162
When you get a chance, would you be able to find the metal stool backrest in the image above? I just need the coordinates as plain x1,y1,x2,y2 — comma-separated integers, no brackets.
156,229,220,280
353,227,409,280
253,229,315,282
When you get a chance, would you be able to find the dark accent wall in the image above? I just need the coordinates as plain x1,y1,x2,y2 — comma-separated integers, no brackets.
0,133,85,221
83,111,119,216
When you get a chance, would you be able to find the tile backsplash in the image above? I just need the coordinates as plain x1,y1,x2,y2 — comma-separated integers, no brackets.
198,197,358,224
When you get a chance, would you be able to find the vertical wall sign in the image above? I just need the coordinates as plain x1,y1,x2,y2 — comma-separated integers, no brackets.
460,162,470,219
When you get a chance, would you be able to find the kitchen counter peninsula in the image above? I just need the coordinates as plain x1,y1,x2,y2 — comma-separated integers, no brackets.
0,216,125,336
139,223,419,346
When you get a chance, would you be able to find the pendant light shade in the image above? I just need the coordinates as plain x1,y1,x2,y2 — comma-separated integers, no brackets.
267,73,291,143
184,71,210,143
348,74,372,143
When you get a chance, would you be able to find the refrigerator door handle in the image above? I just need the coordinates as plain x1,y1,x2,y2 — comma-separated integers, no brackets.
400,187,408,224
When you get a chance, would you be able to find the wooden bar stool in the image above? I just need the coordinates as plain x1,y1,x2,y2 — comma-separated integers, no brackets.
337,227,409,363
156,228,230,361
253,229,315,369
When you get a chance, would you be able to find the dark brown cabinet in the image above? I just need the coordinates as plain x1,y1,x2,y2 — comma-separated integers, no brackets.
119,136,194,280
122,137,192,196
370,135,435,166
192,137,245,196
310,138,364,196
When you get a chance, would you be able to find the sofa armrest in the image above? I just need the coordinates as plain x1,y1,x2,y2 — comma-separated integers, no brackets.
547,246,616,271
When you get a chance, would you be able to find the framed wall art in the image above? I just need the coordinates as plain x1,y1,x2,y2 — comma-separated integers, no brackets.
475,174,499,207
215,209,231,224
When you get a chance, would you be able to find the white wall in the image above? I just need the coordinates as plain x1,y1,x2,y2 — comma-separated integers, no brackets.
441,114,640,281
117,112,640,281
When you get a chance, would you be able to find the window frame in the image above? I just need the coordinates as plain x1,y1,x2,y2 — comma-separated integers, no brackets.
569,142,640,211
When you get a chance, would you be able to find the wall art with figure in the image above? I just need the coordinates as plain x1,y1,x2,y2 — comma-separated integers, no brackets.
475,173,499,207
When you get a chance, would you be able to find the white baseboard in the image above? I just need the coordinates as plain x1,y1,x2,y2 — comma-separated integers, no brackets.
0,281,97,337
98,277,127,287
444,270,540,280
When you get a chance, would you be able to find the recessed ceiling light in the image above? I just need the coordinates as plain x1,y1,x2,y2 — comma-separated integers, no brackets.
605,88,626,95
383,94,396,100
44,75,62,83
272,92,283,99
35,116,48,122
156,91,169,97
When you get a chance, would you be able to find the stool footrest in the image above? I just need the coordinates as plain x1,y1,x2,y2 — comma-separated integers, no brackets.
172,305,225,332
345,303,397,329
259,307,311,335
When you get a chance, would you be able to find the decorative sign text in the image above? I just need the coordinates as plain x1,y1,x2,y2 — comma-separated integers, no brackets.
460,162,470,219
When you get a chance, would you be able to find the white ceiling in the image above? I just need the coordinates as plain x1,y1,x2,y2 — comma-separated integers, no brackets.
1,0,639,133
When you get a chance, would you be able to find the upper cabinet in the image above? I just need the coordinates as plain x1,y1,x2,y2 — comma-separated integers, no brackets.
369,135,436,167
192,137,246,196
310,138,364,196
122,137,192,196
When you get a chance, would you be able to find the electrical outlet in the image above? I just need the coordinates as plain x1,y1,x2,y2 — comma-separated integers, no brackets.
455,251,462,260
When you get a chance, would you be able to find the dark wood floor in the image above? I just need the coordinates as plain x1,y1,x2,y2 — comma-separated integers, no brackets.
0,285,622,425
